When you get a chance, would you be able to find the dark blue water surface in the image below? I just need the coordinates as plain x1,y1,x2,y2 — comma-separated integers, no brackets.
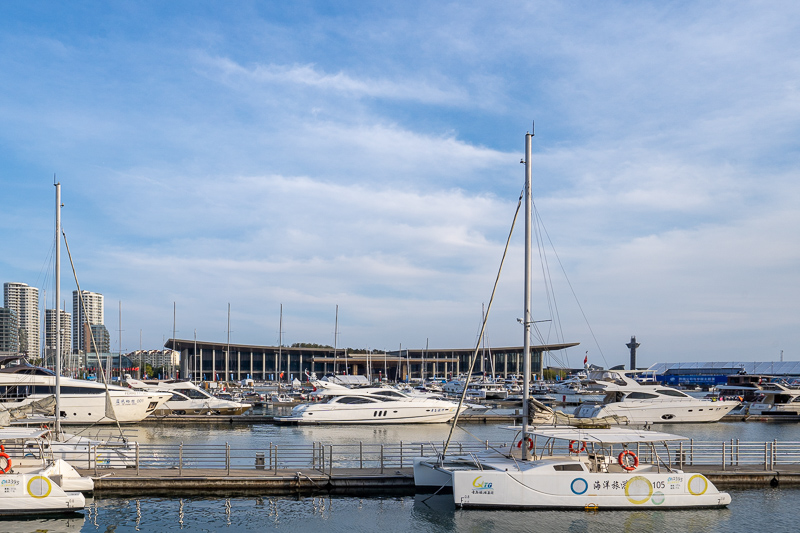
10,488,796,533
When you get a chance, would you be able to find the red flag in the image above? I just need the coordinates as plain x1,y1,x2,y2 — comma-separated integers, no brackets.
584,354,588,365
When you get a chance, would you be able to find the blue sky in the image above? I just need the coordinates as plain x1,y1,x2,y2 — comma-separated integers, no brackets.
2,2,798,369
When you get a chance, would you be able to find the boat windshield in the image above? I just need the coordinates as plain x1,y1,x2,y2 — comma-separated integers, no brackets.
178,388,212,400
330,396,379,404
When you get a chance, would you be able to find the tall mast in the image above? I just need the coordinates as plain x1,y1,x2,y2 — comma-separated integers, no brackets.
278,304,282,381
118,301,122,380
55,180,62,435
522,131,533,458
333,305,338,375
172,302,177,379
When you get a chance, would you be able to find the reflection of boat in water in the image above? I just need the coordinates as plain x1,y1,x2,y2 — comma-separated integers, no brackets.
414,426,731,510
275,381,466,424
575,370,740,424
747,382,800,416
125,377,251,415
0,428,90,515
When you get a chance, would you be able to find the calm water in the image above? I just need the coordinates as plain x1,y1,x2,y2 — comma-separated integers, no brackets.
8,488,797,533
15,404,800,532
79,403,800,447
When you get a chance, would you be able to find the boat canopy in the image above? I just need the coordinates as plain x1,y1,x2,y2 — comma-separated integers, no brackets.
507,426,688,444
0,428,51,440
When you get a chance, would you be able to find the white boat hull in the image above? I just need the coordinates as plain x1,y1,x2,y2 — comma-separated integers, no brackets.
450,467,730,509
0,470,85,515
0,392,168,424
277,403,463,424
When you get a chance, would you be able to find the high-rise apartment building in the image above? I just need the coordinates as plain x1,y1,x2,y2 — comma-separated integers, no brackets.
0,307,19,354
88,324,110,354
3,282,40,358
72,290,104,354
45,308,71,364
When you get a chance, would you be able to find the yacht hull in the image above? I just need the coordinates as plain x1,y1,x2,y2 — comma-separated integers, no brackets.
575,400,740,424
451,468,730,509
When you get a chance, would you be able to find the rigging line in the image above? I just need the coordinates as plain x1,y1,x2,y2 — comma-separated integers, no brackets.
533,204,558,346
533,203,569,365
534,208,608,367
62,228,127,439
442,188,523,459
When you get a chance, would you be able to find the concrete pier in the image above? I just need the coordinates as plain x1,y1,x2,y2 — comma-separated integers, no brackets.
79,465,800,496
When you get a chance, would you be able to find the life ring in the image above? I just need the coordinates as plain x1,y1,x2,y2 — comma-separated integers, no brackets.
569,440,586,454
618,450,638,471
0,452,12,474
516,437,534,451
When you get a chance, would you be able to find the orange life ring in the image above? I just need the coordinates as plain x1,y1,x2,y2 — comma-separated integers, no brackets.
618,450,638,471
0,452,12,474
516,437,534,451
569,440,586,454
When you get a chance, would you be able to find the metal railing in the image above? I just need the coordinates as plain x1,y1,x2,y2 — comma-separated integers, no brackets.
52,439,800,475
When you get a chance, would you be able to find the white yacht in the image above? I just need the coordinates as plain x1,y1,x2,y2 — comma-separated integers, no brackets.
747,383,800,416
125,377,251,415
550,375,591,395
414,427,731,510
275,382,466,424
0,358,171,424
575,370,740,424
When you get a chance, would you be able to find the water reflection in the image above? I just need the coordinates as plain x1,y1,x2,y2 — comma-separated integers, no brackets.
0,489,791,533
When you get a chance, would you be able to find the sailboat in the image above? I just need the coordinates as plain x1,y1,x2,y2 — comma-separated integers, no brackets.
0,185,170,425
412,131,731,510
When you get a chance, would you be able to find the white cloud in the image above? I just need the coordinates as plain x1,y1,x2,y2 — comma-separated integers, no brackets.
200,56,470,106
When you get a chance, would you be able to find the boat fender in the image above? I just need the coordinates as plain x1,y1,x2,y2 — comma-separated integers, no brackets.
569,440,586,454
0,452,12,473
618,450,638,471
516,437,534,451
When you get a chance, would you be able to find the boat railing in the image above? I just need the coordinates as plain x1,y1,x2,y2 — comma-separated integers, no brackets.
52,439,800,474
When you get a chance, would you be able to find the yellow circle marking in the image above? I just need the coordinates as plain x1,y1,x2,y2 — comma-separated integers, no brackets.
624,476,653,505
688,474,708,496
27,476,52,499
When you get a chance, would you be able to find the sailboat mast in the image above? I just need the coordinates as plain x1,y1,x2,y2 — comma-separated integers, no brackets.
119,301,122,381
522,131,533,457
55,180,62,435
333,305,338,375
278,304,282,382
226,303,230,384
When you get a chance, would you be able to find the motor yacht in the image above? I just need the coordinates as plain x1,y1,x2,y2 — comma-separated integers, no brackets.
575,370,739,424
414,427,731,510
125,377,251,415
0,358,171,424
747,382,800,416
275,381,466,424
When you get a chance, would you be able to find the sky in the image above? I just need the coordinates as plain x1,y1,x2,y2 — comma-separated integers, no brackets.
1,1,798,370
